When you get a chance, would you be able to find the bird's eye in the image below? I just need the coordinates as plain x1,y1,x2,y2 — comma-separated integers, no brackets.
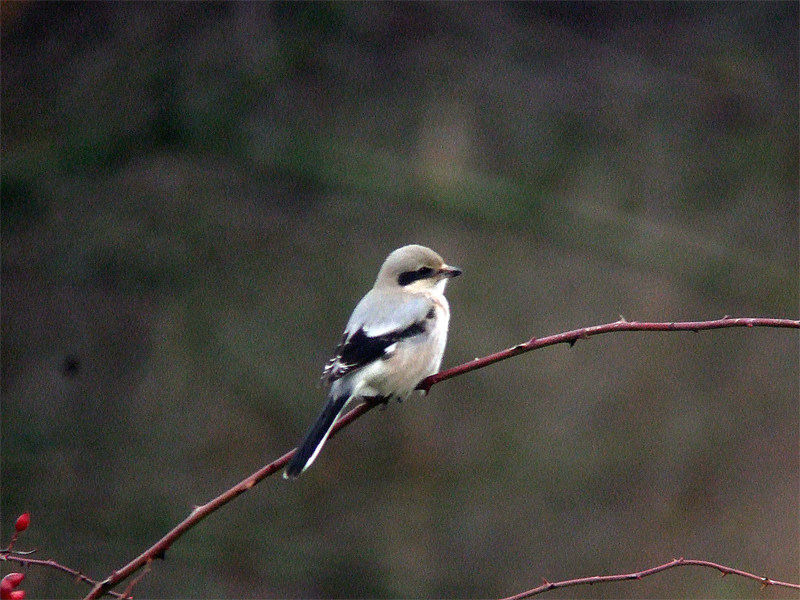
417,266,435,278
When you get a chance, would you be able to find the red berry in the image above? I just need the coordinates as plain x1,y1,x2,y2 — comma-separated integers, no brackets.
0,574,24,600
1,574,23,588
14,513,30,533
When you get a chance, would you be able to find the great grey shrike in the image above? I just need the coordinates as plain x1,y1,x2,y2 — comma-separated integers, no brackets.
284,244,461,478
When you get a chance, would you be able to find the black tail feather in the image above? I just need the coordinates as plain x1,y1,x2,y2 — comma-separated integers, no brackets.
284,393,351,478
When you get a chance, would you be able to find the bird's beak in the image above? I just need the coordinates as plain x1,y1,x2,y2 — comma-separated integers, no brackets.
439,264,462,278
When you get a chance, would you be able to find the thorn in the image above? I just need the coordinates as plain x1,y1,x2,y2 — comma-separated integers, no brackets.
722,314,731,319
541,578,550,585
568,339,576,347
618,315,628,322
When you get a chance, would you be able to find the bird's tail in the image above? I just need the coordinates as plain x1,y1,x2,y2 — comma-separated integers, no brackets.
284,392,351,479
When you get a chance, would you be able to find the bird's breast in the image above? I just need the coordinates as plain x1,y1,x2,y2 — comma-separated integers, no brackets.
357,301,450,399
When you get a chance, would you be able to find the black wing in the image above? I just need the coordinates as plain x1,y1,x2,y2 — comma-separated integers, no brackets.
321,320,427,384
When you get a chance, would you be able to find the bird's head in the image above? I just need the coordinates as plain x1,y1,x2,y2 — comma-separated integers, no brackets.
376,244,461,292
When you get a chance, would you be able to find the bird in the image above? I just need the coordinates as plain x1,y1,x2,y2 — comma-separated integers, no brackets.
284,244,461,478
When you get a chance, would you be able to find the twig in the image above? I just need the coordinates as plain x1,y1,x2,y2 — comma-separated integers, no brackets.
85,445,297,598
85,402,378,599
0,552,130,599
500,557,800,599
119,558,152,599
421,316,800,390
84,316,798,599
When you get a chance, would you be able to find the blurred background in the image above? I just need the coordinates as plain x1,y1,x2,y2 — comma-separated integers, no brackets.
1,2,797,598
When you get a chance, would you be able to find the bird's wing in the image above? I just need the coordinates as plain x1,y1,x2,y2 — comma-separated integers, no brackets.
321,293,433,384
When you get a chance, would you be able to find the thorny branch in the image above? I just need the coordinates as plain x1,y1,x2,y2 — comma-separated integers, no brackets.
500,557,800,599
421,315,800,390
0,552,129,599
23,315,798,599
